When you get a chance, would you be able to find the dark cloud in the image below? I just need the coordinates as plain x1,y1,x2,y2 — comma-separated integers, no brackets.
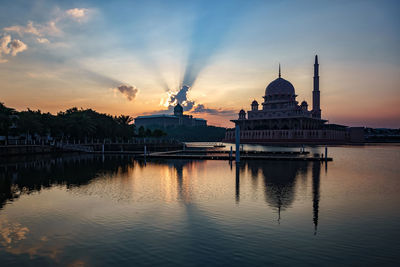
192,104,236,116
167,85,195,111
169,85,189,104
9,39,27,56
116,84,139,101
163,85,235,116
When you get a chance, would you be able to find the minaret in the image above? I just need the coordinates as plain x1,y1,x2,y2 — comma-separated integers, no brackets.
279,63,281,78
312,55,321,118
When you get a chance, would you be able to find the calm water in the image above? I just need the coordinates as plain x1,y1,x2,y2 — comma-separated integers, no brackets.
1,145,400,266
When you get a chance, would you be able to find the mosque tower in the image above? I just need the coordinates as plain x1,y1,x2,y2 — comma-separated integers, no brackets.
312,55,321,119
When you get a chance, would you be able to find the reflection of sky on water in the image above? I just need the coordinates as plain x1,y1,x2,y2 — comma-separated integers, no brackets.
0,218,29,248
0,145,400,265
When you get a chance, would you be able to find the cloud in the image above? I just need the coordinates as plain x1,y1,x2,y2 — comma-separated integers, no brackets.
160,85,234,115
4,20,61,37
4,21,41,37
0,35,27,62
9,39,27,56
191,104,236,115
66,8,90,22
162,85,196,111
1,35,11,55
42,21,61,36
3,7,90,40
36,37,50,44
0,218,30,248
0,7,91,63
115,84,139,101
169,85,196,111
66,8,87,18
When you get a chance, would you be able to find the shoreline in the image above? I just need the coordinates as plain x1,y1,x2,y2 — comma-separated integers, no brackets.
1,142,399,158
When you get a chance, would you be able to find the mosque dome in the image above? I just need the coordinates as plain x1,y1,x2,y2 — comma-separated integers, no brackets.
238,109,246,119
174,103,183,115
174,103,183,111
265,77,295,96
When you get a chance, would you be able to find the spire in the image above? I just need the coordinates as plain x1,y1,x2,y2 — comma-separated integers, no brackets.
312,55,321,118
313,55,319,79
278,63,281,78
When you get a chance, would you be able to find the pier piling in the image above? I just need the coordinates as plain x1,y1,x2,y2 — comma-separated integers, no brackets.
235,125,240,163
325,146,328,161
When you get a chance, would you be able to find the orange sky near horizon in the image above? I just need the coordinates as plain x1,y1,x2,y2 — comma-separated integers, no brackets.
2,58,399,128
0,1,399,129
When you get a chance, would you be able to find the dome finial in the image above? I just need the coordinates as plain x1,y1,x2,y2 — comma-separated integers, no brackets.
279,63,281,78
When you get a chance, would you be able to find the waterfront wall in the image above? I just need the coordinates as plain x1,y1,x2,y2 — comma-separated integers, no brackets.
223,128,364,144
0,145,54,156
0,141,183,156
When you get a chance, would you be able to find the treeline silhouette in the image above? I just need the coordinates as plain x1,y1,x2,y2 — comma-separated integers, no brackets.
0,102,166,143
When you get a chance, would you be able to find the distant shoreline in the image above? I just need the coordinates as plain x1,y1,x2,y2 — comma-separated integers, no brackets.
2,141,400,157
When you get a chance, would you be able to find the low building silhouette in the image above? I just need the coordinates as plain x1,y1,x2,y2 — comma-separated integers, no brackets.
135,104,207,128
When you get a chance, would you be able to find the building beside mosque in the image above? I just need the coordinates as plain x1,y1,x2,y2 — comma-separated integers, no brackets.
135,103,207,128
224,55,364,144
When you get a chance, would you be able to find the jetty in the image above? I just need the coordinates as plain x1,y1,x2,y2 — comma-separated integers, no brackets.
1,141,332,162
138,149,332,162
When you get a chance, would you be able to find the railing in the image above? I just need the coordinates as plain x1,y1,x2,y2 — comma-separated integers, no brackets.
0,137,182,146
60,144,94,153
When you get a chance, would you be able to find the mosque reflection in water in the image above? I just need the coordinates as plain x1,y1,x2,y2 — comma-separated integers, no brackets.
0,155,321,233
239,160,320,234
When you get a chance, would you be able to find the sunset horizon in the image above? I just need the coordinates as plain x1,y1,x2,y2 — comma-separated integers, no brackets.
1,0,399,129
1,1,400,266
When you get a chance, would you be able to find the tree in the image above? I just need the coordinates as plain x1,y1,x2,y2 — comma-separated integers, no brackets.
17,109,44,141
0,102,155,143
0,102,16,144
145,128,152,137
138,126,145,137
115,115,135,140
152,129,167,138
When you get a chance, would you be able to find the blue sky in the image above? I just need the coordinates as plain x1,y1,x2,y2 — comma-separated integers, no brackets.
0,0,399,127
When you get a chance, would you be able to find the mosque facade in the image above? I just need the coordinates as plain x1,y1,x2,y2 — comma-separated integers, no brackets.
224,55,364,143
135,103,207,128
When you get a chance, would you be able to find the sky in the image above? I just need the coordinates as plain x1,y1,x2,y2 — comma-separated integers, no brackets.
0,0,399,128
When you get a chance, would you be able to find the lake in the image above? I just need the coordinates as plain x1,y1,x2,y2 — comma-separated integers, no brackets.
1,144,399,266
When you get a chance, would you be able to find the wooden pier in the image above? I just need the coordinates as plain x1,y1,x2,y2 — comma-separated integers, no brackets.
139,150,332,161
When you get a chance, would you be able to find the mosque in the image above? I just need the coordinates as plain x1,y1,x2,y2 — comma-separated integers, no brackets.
224,55,364,143
135,103,207,128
